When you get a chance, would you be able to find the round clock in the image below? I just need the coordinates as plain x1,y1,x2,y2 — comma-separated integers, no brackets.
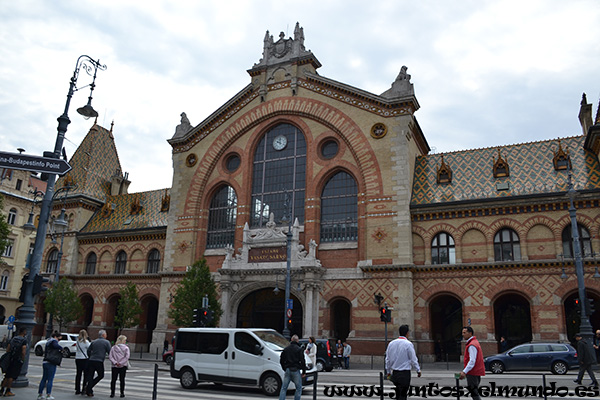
273,134,287,151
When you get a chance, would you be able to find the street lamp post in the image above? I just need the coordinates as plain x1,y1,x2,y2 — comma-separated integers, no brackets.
44,186,72,338
566,169,594,340
14,55,106,387
281,193,294,340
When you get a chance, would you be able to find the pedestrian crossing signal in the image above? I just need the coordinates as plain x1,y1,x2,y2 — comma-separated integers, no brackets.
380,306,391,323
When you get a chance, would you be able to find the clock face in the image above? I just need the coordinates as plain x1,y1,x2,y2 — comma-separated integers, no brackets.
273,135,287,151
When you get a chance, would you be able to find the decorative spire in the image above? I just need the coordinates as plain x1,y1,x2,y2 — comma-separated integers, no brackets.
581,92,588,106
110,120,114,133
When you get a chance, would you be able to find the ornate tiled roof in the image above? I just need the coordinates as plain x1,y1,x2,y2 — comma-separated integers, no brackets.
411,136,600,206
55,123,123,202
80,188,170,233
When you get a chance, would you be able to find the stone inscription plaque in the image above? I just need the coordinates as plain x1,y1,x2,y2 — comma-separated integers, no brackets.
248,247,287,263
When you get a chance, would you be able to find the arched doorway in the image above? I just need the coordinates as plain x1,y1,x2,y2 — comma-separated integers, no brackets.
140,295,159,351
106,295,121,342
564,291,600,344
236,288,303,337
329,298,351,341
78,294,94,328
494,293,532,350
430,294,463,361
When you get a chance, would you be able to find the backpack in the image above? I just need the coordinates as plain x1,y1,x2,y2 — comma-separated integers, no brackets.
9,337,25,362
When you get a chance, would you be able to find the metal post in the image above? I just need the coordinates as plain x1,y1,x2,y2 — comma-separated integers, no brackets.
283,226,292,340
45,220,65,338
567,170,594,339
13,55,105,387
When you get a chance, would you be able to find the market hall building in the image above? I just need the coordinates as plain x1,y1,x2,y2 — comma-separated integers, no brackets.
29,24,600,361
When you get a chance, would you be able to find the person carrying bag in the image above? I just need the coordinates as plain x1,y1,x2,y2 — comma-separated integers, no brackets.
38,331,63,400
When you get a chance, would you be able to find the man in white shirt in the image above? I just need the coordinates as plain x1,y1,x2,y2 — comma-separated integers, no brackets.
385,325,421,400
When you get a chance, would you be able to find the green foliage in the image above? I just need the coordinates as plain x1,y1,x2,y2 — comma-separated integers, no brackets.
0,195,11,259
115,282,143,335
44,278,83,331
168,259,222,327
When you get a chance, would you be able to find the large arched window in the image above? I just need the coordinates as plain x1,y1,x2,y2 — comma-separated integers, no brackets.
46,248,59,274
562,225,593,258
207,186,237,249
7,209,17,225
251,123,306,227
115,251,127,274
147,249,160,273
494,228,521,261
320,171,358,242
432,232,455,264
85,253,97,275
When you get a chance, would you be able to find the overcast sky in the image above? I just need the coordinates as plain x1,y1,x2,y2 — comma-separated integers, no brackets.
1,0,599,193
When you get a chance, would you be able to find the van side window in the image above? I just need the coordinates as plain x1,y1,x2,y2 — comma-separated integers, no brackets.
176,331,229,354
235,332,260,354
199,333,229,354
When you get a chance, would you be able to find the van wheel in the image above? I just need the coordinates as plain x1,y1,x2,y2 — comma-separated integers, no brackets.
261,372,281,396
35,346,44,356
62,348,71,358
180,368,198,389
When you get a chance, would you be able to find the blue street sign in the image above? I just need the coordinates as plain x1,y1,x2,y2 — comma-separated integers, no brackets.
7,322,13,330
7,315,14,323
287,299,293,310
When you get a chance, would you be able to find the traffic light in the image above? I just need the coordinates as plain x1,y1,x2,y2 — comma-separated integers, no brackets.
205,309,214,325
32,274,50,296
585,298,595,316
192,308,200,327
380,306,391,323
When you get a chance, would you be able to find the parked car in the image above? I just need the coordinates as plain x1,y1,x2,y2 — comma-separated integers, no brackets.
34,333,78,358
163,349,173,365
484,342,578,375
298,338,334,372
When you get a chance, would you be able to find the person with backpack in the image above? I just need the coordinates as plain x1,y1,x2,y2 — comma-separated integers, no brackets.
0,327,27,397
37,331,63,400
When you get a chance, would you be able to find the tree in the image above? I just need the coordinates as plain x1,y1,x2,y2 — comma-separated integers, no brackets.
0,195,11,259
115,282,143,335
168,258,222,327
44,277,83,331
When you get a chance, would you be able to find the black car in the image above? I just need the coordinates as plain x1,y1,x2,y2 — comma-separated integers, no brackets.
299,338,335,372
484,342,578,375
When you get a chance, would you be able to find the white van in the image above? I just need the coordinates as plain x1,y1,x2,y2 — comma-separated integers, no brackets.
170,328,316,396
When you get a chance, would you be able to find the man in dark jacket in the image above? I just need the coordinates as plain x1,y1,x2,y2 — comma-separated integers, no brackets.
574,333,598,388
85,330,112,397
0,327,27,397
278,335,306,400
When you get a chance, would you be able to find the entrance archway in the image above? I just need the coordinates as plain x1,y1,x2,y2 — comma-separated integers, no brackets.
105,295,120,342
564,291,600,344
330,298,351,341
494,293,532,350
236,288,303,337
78,294,94,327
140,296,159,350
429,294,463,361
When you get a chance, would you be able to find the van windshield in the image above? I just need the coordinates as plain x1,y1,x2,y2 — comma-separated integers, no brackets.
253,330,289,351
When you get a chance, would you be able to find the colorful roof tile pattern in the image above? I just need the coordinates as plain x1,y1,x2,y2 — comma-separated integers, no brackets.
411,136,600,206
55,124,123,202
81,188,170,233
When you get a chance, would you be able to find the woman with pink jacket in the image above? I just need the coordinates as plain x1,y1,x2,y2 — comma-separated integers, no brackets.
108,335,130,398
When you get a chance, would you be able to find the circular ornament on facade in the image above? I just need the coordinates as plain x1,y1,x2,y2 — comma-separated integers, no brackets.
320,139,339,159
225,153,241,172
272,134,288,151
370,123,388,139
186,153,198,167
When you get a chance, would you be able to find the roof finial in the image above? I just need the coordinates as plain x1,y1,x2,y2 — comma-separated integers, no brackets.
94,116,98,125
581,92,588,106
110,120,114,133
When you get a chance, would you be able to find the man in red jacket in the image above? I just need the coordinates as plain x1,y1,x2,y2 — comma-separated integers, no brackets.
459,326,485,400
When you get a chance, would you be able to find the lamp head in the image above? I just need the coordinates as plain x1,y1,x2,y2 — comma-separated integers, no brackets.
76,101,98,120
52,209,68,234
22,212,36,235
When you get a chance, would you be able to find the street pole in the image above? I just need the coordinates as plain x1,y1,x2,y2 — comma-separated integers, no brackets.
45,205,67,338
13,55,105,387
282,192,293,340
566,170,594,340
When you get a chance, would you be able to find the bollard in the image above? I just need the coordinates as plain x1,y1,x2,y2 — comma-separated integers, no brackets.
446,352,449,370
454,373,461,400
371,354,374,370
156,347,159,360
140,346,143,359
312,371,318,400
379,372,384,400
542,374,547,400
152,363,158,400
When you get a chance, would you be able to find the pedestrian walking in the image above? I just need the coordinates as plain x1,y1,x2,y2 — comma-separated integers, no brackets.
305,336,317,368
335,339,343,369
0,327,27,397
343,342,351,369
75,329,91,395
109,335,130,398
573,332,598,387
38,331,63,400
85,330,111,397
459,326,485,400
593,330,600,365
278,334,306,400
385,325,421,400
